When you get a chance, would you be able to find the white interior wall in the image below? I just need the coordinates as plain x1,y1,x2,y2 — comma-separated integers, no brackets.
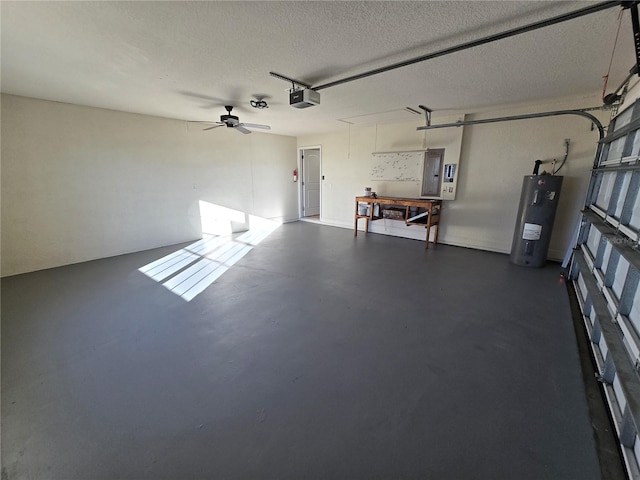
300,113,463,228
2,92,613,277
298,94,611,260
1,94,298,277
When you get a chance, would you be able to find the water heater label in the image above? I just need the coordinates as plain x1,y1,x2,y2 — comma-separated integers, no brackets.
523,223,542,240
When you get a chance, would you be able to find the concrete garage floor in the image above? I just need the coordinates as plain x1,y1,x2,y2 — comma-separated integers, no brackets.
2,222,603,479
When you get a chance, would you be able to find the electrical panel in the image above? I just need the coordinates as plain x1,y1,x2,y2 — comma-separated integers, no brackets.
420,149,459,200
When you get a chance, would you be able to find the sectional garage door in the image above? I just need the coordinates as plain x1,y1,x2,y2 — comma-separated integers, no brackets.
571,99,640,479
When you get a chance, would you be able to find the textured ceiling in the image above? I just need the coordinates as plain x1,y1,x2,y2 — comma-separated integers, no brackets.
1,1,636,136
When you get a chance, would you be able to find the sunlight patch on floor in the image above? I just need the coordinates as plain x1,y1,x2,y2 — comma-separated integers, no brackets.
138,203,280,301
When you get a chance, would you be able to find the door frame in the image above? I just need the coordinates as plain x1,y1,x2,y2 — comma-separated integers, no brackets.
297,145,322,219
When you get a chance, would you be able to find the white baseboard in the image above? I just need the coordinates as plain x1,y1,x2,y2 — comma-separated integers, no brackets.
300,218,564,262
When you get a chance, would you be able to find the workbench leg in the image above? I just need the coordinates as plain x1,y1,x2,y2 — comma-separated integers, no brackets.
425,225,430,249
354,200,358,236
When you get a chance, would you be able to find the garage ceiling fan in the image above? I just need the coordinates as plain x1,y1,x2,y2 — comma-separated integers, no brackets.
190,105,270,134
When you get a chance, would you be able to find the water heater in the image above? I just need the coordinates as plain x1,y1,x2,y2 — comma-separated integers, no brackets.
510,175,563,267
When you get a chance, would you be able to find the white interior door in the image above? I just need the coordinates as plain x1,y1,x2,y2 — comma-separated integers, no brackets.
302,148,320,217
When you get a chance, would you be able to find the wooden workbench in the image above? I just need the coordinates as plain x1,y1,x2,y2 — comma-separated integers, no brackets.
354,196,442,248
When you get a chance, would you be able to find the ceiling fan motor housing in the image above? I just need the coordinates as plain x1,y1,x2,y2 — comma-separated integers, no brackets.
221,114,239,126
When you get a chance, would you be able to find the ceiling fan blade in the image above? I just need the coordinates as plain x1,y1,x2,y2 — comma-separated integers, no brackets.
187,121,219,126
234,125,252,134
240,123,271,130
203,124,224,131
